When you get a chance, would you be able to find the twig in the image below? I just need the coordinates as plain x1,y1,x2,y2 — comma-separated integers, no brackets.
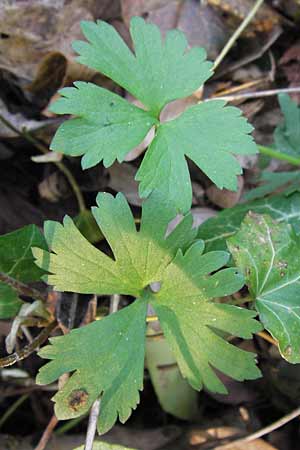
0,320,57,368
215,406,300,449
213,0,265,70
34,414,59,450
0,113,86,213
257,331,278,346
210,86,300,102
109,294,120,314
0,272,47,303
258,144,300,166
0,393,29,429
85,399,101,450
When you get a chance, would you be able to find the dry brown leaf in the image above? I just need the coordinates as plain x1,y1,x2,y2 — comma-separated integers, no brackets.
206,175,244,208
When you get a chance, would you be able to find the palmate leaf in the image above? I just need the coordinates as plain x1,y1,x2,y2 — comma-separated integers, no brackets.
0,225,47,318
49,17,257,213
34,193,261,433
228,213,300,363
50,82,158,170
137,100,256,211
197,192,300,252
72,17,212,117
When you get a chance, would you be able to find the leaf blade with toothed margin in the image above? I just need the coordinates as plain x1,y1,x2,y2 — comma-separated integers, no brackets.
228,212,300,363
73,17,213,116
49,82,157,170
37,297,148,434
32,192,197,296
150,241,262,394
136,100,257,213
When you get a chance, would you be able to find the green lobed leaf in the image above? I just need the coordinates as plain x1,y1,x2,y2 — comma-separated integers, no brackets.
0,225,47,319
33,192,196,296
49,17,256,213
197,192,300,252
37,298,147,434
72,17,212,117
151,242,262,394
136,100,257,211
243,170,300,202
228,213,300,363
50,82,158,170
34,193,261,431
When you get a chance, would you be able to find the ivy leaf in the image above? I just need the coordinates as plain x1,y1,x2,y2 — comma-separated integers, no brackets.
136,100,257,211
72,17,212,116
0,225,47,319
243,170,300,202
33,192,196,296
37,298,147,434
274,94,300,158
197,192,300,252
50,82,158,170
151,242,262,394
34,193,261,432
228,213,300,363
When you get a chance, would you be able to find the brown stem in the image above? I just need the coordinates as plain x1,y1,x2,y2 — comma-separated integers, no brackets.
34,414,58,450
0,320,57,368
0,272,47,303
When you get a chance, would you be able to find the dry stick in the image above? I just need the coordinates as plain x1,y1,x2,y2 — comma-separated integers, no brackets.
84,295,121,450
35,414,59,450
0,320,57,368
210,86,300,102
215,406,300,449
0,272,47,303
213,0,265,70
0,113,86,213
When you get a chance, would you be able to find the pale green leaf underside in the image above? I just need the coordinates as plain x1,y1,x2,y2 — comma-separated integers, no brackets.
50,82,157,169
73,17,212,116
228,213,300,363
136,100,257,212
33,192,196,296
37,298,147,434
152,242,261,394
197,192,300,252
0,225,47,319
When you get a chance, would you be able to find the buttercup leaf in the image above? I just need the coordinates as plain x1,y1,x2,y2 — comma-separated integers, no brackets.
73,17,212,116
34,193,261,432
49,17,256,212
228,213,300,363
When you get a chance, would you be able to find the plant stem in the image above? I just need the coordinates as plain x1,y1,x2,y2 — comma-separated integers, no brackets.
213,0,264,70
0,113,86,213
211,86,300,102
0,272,47,303
258,145,300,166
34,414,59,450
215,406,300,449
0,393,29,429
257,330,278,346
0,320,57,368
